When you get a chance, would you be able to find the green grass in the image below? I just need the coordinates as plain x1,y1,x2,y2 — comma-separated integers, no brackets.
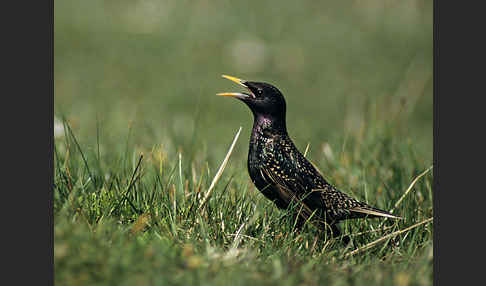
54,0,433,285
54,117,433,285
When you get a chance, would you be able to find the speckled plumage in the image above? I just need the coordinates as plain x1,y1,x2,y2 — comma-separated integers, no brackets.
218,75,400,239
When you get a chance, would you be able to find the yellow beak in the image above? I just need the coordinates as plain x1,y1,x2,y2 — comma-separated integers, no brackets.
221,75,247,87
216,92,246,97
217,75,250,98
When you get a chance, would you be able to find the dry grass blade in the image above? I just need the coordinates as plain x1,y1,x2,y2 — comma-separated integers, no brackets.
198,127,242,211
346,225,395,238
390,165,433,214
231,222,246,249
227,233,263,243
303,142,310,157
344,217,433,258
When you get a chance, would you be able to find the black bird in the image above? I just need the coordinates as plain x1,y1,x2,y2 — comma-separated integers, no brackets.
218,75,400,240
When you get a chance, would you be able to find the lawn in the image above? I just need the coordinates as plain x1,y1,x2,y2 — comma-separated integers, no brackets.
54,1,433,285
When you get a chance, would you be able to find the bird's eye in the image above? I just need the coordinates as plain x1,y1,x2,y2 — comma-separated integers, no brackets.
257,88,263,95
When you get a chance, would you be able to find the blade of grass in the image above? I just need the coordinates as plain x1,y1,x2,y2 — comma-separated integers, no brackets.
111,153,144,215
390,165,433,214
303,142,310,157
344,217,433,258
64,120,95,187
231,222,246,250
198,127,242,211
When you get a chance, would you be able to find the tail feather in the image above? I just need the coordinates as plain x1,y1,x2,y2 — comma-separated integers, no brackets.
350,205,401,219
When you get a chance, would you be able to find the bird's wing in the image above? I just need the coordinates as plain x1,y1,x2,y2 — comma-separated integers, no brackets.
294,148,401,220
259,136,400,222
259,166,316,221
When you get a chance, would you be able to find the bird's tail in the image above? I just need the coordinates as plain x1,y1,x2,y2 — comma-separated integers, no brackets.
350,204,401,219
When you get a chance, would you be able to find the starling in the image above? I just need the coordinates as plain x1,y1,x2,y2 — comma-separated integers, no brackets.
218,75,400,241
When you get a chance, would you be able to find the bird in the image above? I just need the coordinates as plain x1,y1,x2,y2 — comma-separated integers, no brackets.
217,75,400,242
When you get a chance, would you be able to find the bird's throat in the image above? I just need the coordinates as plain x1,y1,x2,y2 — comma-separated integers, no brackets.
250,114,287,143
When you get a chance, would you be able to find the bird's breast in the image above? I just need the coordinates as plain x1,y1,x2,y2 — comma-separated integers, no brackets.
247,127,277,174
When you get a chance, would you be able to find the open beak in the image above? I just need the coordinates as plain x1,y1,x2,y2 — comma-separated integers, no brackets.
221,75,247,87
217,75,254,99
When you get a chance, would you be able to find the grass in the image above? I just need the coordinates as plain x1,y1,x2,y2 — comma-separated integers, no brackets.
54,117,433,285
54,0,433,285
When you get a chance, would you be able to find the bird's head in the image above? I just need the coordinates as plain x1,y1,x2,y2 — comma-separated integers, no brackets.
217,75,287,128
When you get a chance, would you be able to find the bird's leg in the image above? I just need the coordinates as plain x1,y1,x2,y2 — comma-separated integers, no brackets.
331,224,351,245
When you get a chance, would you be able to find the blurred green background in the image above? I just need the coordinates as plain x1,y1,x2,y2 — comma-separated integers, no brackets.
54,0,432,168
